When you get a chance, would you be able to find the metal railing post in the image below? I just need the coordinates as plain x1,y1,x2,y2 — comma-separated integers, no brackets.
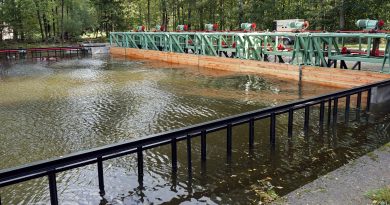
48,172,58,205
97,157,105,195
327,99,332,125
345,95,350,123
137,147,143,182
288,108,294,138
171,138,178,172
249,118,255,148
319,101,325,131
357,92,362,110
270,113,276,145
366,89,372,112
227,124,232,157
333,98,339,125
186,135,192,173
304,105,310,135
201,131,207,161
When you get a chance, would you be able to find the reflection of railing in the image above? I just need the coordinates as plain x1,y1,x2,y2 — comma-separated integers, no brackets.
1,79,390,205
0,47,91,60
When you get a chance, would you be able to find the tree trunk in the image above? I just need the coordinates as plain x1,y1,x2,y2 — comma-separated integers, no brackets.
220,0,224,30
13,30,18,41
238,0,244,26
177,0,180,27
339,0,345,30
161,0,168,29
52,3,56,38
55,5,59,37
43,13,49,40
61,0,64,43
147,0,150,30
199,7,204,30
187,0,192,28
34,1,45,41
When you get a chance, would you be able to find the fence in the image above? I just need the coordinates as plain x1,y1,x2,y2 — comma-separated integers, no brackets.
1,79,389,205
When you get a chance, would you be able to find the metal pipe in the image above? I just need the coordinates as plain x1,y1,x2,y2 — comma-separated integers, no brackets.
227,124,232,157
48,172,58,205
201,131,207,161
270,113,276,145
97,157,105,195
249,118,255,148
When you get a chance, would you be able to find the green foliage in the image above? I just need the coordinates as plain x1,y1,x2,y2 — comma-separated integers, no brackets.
365,186,390,204
1,0,390,43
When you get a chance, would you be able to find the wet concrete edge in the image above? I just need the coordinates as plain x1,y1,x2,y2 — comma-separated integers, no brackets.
273,143,390,205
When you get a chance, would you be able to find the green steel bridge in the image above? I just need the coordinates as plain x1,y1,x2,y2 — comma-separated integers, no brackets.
110,31,390,73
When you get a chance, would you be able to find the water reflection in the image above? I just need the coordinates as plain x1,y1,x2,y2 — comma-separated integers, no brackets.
0,56,388,204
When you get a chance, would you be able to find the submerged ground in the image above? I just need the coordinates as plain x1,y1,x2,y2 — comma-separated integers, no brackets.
0,55,389,204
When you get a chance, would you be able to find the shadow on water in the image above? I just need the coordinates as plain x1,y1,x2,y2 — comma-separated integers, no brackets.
0,56,389,204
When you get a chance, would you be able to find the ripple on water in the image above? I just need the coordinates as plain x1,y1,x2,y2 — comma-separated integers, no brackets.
0,56,388,204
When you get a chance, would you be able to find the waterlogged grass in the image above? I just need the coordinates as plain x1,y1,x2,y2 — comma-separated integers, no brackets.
365,186,390,204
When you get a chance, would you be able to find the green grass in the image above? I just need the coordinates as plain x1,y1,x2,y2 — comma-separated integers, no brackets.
367,152,379,161
365,186,390,204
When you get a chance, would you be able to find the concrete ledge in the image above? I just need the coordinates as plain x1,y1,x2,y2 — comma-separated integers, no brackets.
110,47,390,88
275,143,390,205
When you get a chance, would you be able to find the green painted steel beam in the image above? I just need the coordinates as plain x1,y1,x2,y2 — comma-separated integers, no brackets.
109,31,390,73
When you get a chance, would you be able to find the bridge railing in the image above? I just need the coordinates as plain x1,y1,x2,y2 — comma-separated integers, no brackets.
110,32,390,71
1,79,390,205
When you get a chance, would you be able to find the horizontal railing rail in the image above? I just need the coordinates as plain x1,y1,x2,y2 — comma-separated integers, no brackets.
0,47,92,61
109,31,390,71
1,79,390,204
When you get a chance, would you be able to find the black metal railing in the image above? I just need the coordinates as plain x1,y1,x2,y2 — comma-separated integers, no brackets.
1,79,390,205
0,47,91,60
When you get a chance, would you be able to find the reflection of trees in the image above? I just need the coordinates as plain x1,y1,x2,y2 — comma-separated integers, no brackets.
0,61,11,79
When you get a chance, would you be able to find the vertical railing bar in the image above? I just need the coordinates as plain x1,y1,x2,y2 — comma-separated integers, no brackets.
97,157,105,195
345,95,350,123
356,92,362,121
288,108,293,138
304,105,310,135
366,88,371,112
327,98,332,125
357,92,362,110
249,118,255,148
333,98,339,125
186,134,192,172
270,113,276,145
319,101,325,130
171,138,177,171
48,171,59,205
227,124,232,157
137,147,143,182
201,130,207,161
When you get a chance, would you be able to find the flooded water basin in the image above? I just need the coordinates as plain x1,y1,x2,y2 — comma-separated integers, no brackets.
0,56,389,204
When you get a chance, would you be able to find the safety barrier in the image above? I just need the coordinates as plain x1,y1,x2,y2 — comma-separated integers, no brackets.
1,79,390,204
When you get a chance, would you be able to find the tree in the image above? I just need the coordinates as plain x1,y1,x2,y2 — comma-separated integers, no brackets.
1,0,390,44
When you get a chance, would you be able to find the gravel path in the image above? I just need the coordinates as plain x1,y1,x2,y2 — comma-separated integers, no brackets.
274,143,390,205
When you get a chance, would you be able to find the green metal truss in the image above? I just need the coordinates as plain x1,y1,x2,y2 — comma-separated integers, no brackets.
110,31,390,73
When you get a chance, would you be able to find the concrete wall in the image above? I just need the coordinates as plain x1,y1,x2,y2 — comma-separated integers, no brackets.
110,47,390,88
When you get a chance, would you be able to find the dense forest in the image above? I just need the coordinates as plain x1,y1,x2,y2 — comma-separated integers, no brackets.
0,0,389,43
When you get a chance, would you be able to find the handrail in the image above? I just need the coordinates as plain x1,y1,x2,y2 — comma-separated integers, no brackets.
1,79,390,204
110,31,390,70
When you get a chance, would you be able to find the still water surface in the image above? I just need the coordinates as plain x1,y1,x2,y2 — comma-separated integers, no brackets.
0,56,388,204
